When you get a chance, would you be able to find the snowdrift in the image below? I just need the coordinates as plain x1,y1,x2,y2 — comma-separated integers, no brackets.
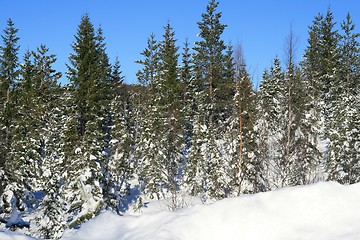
2,182,360,239
62,181,360,240
0,229,35,240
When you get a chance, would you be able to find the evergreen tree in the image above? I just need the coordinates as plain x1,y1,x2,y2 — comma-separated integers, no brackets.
187,0,233,201
135,33,159,86
180,38,195,176
0,19,21,213
102,58,135,213
258,57,288,188
30,45,64,238
226,44,260,195
65,14,110,228
284,66,321,185
0,19,19,108
301,8,340,136
300,9,343,185
328,13,360,184
338,13,360,98
137,23,185,210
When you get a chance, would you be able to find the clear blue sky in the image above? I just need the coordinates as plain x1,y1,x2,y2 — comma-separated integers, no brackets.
1,0,360,87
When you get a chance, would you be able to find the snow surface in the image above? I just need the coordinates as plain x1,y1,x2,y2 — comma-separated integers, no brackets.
3,182,360,239
62,181,360,240
0,229,35,240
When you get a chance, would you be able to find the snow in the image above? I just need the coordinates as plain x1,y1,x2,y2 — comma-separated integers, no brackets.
75,147,82,154
5,198,29,229
3,182,360,239
0,230,35,240
62,181,360,240
109,139,119,144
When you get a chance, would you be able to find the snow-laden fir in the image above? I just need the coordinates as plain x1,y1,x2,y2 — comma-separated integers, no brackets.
1,181,360,240
1,1,359,239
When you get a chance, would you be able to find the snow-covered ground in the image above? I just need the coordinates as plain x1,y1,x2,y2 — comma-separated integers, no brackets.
3,181,360,240
0,229,36,240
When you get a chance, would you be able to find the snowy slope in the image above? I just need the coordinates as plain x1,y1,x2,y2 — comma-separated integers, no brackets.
2,182,359,239
61,181,360,240
0,229,35,240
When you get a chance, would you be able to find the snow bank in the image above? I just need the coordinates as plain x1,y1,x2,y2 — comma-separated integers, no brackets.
63,181,360,240
0,229,35,240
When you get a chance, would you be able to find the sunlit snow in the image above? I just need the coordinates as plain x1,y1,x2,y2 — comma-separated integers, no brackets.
61,181,360,240
2,182,360,240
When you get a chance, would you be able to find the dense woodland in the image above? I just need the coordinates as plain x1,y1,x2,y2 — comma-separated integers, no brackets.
0,1,359,238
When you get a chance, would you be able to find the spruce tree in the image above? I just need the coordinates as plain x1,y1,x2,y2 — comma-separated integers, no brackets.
301,9,340,136
137,23,185,209
30,45,64,238
0,19,21,213
135,33,159,86
226,44,260,195
103,58,134,213
258,57,288,188
0,19,19,108
180,38,195,172
328,13,360,184
65,13,110,227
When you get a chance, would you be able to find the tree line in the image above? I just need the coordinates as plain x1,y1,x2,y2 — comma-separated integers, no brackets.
0,1,359,238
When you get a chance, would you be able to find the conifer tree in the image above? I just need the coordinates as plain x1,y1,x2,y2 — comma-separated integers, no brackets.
65,14,110,227
30,45,64,238
301,8,340,136
226,44,260,195
137,23,185,209
135,33,159,86
327,13,360,184
187,0,233,201
134,33,161,200
0,19,21,213
103,58,135,213
158,22,184,208
180,39,195,168
0,19,19,109
258,57,288,188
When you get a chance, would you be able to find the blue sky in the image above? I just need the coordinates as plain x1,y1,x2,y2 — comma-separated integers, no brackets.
1,1,360,87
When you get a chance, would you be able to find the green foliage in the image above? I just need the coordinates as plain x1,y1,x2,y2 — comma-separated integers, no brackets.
0,3,360,239
136,22,185,205
186,0,236,201
135,33,159,86
327,13,360,184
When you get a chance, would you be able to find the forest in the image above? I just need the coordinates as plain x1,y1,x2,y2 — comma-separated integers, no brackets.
0,0,359,239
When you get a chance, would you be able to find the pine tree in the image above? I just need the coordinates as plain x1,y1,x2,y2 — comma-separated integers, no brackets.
134,33,161,201
338,13,360,98
187,0,233,201
157,22,184,209
284,67,322,186
300,9,343,185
